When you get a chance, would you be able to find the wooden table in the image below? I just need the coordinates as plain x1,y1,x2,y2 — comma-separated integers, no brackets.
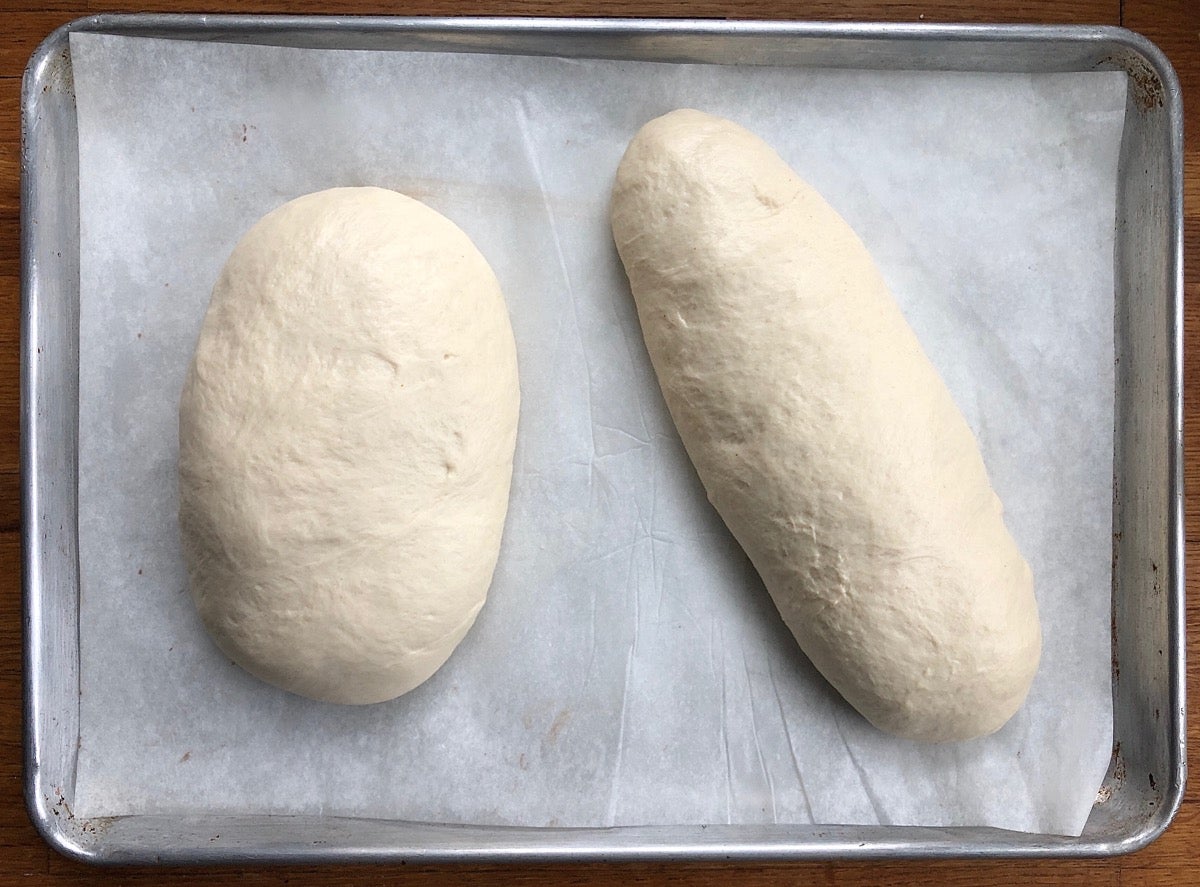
2,1,1196,883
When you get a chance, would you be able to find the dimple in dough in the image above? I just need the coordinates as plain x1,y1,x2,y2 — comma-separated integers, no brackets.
178,187,520,705
610,110,1041,742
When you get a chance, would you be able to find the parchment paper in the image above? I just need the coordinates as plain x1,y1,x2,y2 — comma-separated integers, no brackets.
69,31,1126,836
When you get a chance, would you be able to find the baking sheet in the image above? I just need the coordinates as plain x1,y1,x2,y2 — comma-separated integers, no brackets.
68,31,1125,836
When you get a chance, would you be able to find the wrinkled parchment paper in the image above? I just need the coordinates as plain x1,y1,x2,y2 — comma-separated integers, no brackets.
70,32,1125,835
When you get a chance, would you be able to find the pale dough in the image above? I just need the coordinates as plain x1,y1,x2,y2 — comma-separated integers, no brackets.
611,110,1041,742
178,187,520,705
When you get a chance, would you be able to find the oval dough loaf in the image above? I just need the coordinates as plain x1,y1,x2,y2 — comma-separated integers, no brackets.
611,110,1041,742
179,187,519,705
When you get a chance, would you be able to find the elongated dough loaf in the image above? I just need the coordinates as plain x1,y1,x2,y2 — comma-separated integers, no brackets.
179,187,519,705
611,110,1041,742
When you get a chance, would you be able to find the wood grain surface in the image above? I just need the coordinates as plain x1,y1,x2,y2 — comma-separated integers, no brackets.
1,0,1195,883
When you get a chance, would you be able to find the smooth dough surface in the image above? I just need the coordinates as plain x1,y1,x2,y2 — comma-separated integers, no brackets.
179,186,519,705
611,110,1041,742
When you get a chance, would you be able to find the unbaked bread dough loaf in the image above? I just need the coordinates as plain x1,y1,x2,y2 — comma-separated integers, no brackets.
611,110,1041,742
179,187,519,705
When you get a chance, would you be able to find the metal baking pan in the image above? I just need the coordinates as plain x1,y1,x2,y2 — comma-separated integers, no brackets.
21,15,1184,863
